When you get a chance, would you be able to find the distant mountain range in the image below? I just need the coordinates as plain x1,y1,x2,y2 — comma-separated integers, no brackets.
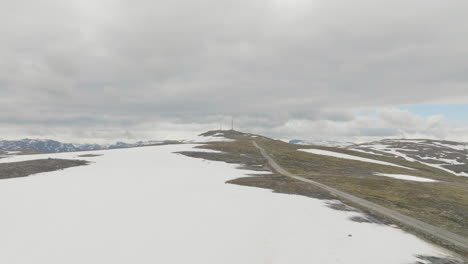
289,139,355,148
4,136,467,177
0,139,180,153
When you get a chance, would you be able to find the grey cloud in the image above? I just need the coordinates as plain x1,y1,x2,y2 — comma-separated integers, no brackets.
1,0,468,142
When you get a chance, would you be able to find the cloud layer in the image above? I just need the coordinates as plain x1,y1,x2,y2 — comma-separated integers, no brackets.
1,0,467,142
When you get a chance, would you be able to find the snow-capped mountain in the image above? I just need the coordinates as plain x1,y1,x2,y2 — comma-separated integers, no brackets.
0,139,179,153
349,139,468,177
0,139,95,153
289,139,355,148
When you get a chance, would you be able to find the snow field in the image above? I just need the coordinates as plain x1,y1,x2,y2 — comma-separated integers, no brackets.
0,144,454,263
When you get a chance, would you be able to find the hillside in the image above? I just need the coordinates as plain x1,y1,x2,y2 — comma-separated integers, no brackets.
290,138,468,177
349,139,468,177
186,130,468,255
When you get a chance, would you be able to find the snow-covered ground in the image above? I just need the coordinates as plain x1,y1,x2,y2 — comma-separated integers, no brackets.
0,144,455,263
300,149,415,170
374,173,438,183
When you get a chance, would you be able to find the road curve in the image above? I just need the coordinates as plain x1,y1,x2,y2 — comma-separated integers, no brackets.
252,141,468,253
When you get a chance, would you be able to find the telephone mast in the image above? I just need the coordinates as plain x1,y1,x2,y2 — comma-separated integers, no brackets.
231,117,234,131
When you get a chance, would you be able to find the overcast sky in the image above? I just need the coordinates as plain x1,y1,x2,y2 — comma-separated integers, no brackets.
1,0,467,143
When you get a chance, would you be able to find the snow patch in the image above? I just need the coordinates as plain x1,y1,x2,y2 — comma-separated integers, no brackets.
419,156,464,165
348,140,468,177
430,142,468,151
355,144,418,162
420,162,468,177
290,139,355,148
374,173,438,183
348,148,384,156
300,149,415,170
